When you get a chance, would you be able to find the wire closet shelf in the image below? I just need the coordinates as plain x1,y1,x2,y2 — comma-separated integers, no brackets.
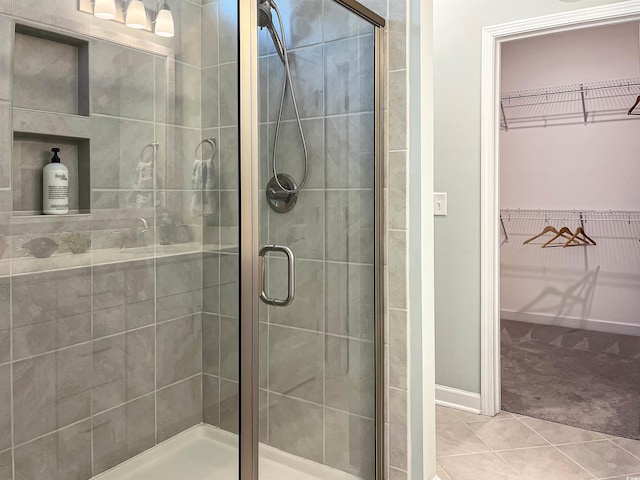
499,209,640,244
500,77,640,129
500,209,640,223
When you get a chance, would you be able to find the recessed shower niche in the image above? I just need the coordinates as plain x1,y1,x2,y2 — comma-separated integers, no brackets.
11,24,91,215
12,133,90,215
13,25,90,116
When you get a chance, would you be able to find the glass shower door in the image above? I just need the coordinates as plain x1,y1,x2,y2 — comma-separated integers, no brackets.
251,1,382,478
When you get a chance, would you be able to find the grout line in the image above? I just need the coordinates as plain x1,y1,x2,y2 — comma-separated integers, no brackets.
89,243,95,476
91,112,157,126
156,372,202,394
215,4,223,427
436,460,455,480
268,257,375,268
11,416,91,452
153,199,158,447
463,417,525,476
605,437,640,461
486,450,523,477
321,0,326,462
267,322,374,343
491,438,611,452
9,256,14,480
512,415,552,446
550,444,599,480
92,391,156,422
600,475,640,480
11,319,165,365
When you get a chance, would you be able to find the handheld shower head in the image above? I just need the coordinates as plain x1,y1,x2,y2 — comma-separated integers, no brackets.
257,0,273,28
257,0,310,198
257,0,285,63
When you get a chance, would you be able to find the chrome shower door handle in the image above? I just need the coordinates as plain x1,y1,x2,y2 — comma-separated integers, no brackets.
259,244,295,307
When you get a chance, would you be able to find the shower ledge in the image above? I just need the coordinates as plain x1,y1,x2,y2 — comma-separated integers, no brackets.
94,423,363,480
3,242,221,276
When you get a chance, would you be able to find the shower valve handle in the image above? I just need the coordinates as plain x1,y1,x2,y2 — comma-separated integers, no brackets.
267,187,290,200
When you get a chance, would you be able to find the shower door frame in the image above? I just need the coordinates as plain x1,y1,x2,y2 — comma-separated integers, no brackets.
239,1,386,479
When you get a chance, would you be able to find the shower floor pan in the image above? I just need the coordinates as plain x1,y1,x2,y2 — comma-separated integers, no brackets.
95,424,362,480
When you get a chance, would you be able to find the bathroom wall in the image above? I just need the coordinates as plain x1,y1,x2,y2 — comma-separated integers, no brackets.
433,0,630,395
0,1,206,478
500,22,640,335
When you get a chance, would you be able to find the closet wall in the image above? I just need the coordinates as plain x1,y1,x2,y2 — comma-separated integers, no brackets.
500,22,640,335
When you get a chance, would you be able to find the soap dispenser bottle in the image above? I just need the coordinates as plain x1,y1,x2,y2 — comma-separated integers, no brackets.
43,147,69,215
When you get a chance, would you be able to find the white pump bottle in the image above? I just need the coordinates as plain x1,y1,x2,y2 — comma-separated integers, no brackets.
43,147,69,215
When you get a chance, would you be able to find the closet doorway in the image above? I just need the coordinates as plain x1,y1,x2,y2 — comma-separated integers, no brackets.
478,0,640,443
498,20,640,439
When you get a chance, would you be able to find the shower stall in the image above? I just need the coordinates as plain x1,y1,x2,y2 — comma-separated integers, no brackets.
0,0,385,479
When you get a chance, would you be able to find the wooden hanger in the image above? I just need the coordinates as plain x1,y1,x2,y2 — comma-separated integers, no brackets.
563,227,596,248
628,95,640,116
542,226,581,248
524,226,560,245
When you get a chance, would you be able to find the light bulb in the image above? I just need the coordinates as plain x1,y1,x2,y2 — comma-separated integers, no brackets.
154,4,175,38
94,0,117,19
126,0,147,29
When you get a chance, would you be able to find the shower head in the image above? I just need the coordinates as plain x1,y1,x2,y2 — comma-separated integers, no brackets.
257,0,273,28
257,0,286,63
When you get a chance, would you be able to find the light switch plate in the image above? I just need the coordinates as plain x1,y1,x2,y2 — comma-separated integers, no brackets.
434,192,447,216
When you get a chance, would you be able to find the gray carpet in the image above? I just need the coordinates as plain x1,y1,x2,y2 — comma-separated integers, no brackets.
501,319,640,440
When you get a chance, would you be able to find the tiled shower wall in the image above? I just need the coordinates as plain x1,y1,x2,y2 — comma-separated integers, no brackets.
358,0,410,479
256,2,377,479
199,0,379,475
0,1,207,478
199,0,410,479
0,1,410,480
199,0,242,437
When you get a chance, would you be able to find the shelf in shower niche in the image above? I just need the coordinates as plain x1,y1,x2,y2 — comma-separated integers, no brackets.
13,25,90,117
12,132,91,216
13,108,91,140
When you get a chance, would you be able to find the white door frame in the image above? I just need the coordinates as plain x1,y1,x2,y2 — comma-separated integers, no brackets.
479,0,640,416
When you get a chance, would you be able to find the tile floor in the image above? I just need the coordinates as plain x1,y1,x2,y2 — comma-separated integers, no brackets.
436,406,640,480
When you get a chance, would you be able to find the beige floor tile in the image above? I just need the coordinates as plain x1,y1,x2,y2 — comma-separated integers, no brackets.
558,440,640,478
450,409,484,423
467,418,548,451
388,467,407,480
611,438,640,459
598,475,640,480
437,406,463,425
520,417,605,445
436,421,491,457
499,446,593,480
436,462,453,480
453,409,513,423
438,452,520,480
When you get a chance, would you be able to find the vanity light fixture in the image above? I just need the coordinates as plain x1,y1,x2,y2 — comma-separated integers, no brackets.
154,2,175,38
126,0,148,29
86,0,175,38
94,0,117,19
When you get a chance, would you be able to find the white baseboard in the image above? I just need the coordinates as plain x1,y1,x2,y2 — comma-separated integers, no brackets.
435,385,481,414
501,309,640,337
